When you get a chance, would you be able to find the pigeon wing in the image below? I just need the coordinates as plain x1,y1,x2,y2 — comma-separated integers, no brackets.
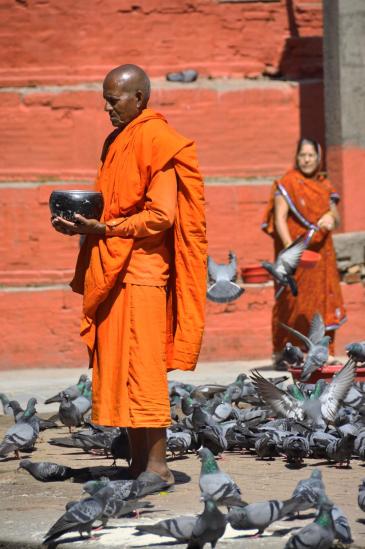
225,251,238,281
250,370,296,418
275,237,306,275
207,256,220,282
320,359,356,423
279,322,313,351
308,313,326,344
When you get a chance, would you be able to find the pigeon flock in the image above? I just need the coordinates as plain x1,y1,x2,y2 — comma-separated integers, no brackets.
1,336,365,547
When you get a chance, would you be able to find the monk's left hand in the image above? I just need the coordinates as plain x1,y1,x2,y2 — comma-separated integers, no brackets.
52,214,106,235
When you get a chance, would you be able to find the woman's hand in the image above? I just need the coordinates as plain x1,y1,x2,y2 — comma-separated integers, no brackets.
51,214,106,236
317,212,335,232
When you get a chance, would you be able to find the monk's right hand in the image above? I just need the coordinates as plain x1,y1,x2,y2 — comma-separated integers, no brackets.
51,215,77,236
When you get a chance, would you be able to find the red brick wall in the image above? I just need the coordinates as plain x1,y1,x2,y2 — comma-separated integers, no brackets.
2,0,362,370
0,0,323,85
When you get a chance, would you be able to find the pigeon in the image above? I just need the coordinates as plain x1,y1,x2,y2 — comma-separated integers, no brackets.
59,392,83,432
135,515,197,542
282,342,304,367
44,374,89,404
9,399,57,431
281,434,310,465
42,485,114,544
187,495,227,549
227,495,304,534
308,431,338,459
0,400,39,458
83,477,134,501
82,481,153,524
110,428,131,465
207,251,244,303
198,447,243,506
254,432,279,460
167,431,193,457
285,495,335,549
331,504,353,544
19,460,75,482
346,341,365,364
358,479,365,512
198,425,228,456
291,469,326,512
166,69,198,83
262,235,307,299
325,433,356,466
135,496,226,548
280,313,331,381
0,393,13,416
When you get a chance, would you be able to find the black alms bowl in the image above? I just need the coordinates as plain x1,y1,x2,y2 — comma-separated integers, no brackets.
49,190,104,222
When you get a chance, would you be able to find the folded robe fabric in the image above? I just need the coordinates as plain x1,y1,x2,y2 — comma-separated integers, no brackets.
70,108,207,372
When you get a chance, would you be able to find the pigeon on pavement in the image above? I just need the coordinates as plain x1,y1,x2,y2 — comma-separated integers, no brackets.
44,374,89,404
198,447,243,506
358,479,365,512
19,459,75,482
227,495,304,534
284,495,335,549
42,484,114,544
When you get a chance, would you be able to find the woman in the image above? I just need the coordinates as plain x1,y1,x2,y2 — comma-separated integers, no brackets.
262,138,346,368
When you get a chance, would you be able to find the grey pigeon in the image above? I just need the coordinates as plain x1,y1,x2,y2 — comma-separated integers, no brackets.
331,504,353,544
45,374,89,404
84,479,153,527
19,459,75,482
207,251,244,303
188,496,227,548
285,495,335,549
291,469,325,512
282,434,309,465
346,341,365,364
198,425,228,456
280,313,331,381
167,431,193,456
42,484,114,544
83,477,134,501
135,515,197,542
198,447,243,506
358,479,365,512
0,400,39,458
262,235,307,299
59,392,83,432
308,431,338,459
255,432,279,460
0,393,13,416
166,69,198,83
135,496,226,548
227,495,304,534
282,342,304,367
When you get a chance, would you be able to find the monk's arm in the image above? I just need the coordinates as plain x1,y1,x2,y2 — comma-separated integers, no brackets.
105,161,177,238
274,194,292,248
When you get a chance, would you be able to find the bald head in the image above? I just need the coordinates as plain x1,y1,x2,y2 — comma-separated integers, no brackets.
103,64,151,128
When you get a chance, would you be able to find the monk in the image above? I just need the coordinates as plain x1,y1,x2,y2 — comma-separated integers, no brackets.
51,64,207,494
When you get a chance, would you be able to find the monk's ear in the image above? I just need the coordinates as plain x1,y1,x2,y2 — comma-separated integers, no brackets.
135,90,144,109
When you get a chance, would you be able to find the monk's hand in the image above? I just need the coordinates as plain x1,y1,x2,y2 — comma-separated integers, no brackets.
317,212,335,232
72,214,106,235
51,215,78,236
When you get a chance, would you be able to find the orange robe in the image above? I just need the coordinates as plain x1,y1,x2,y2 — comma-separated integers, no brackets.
262,169,346,355
70,109,207,427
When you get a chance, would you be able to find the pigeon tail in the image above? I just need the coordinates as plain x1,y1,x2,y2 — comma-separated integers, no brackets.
207,281,244,303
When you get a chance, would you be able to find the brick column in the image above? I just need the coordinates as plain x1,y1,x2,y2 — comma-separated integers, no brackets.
323,0,365,231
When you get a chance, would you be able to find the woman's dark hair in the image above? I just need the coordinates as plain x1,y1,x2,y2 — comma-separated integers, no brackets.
296,138,321,162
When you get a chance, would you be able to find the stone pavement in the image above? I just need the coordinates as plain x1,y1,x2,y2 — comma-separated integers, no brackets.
0,359,364,548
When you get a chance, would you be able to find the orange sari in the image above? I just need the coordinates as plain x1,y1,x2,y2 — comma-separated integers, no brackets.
262,169,346,355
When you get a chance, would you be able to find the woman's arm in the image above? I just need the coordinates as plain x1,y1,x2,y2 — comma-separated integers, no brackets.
317,202,340,231
274,194,293,248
